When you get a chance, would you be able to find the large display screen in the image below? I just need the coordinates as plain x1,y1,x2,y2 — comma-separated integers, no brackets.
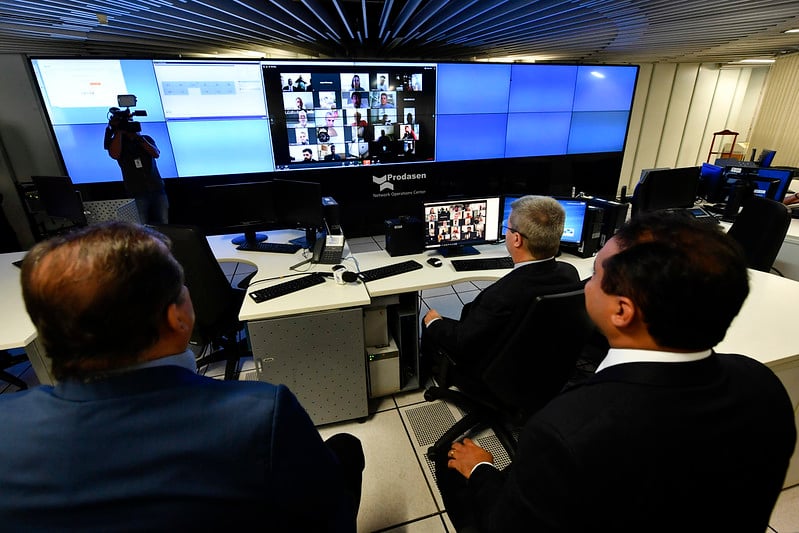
262,61,436,169
29,58,638,185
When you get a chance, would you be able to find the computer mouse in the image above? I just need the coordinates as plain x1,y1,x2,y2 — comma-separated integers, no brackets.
427,257,443,267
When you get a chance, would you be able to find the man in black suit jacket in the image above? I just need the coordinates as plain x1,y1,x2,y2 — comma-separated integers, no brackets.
421,195,580,384
444,211,796,532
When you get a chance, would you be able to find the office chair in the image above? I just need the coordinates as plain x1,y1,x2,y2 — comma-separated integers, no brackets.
726,196,791,273
424,285,595,461
0,193,22,253
0,349,29,390
151,224,250,380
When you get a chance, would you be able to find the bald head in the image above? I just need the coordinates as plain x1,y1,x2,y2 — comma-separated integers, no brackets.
21,222,185,380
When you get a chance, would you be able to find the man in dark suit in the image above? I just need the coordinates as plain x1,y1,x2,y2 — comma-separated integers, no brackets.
444,211,796,532
0,222,364,531
421,195,581,384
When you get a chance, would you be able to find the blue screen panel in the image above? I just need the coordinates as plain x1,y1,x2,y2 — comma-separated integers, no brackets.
508,64,577,113
558,198,588,244
756,168,794,201
436,114,508,161
32,59,165,125
436,63,511,115
567,111,630,154
505,112,571,157
501,195,587,244
167,119,274,176
573,66,638,112
54,122,178,183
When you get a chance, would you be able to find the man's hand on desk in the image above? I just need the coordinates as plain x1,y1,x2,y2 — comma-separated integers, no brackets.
423,309,442,327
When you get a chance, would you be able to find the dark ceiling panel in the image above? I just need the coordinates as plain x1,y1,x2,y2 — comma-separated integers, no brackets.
1,0,798,63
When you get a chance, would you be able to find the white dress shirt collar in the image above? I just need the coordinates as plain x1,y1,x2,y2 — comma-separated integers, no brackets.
513,256,555,269
129,348,197,373
596,347,712,373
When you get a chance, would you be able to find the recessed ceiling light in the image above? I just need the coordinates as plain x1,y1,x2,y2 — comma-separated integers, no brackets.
783,29,799,33
736,58,776,64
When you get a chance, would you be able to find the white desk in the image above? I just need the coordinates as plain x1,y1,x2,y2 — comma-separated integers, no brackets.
773,218,799,281
0,252,50,384
5,234,799,485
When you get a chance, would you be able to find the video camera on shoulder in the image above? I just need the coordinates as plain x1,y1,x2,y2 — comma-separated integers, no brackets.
108,94,147,133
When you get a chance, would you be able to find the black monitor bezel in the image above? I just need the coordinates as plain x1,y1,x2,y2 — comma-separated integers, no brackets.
200,180,277,244
30,175,87,227
632,166,700,215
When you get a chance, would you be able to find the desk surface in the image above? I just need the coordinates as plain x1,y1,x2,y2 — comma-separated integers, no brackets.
0,251,35,350
209,232,596,320
210,230,799,368
4,231,799,369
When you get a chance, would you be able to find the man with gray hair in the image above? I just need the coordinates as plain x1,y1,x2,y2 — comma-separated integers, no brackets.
420,195,581,385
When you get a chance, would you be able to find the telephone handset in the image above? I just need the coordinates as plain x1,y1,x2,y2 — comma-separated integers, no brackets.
312,233,345,264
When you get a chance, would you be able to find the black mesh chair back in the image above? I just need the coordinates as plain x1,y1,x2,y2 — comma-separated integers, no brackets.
150,224,247,379
480,286,595,417
727,196,791,273
425,283,595,460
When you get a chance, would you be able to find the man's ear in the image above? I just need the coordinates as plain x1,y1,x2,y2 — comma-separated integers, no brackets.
165,296,192,335
610,296,636,328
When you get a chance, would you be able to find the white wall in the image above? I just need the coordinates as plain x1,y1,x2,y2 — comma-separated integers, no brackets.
0,54,63,246
749,52,799,169
618,62,771,196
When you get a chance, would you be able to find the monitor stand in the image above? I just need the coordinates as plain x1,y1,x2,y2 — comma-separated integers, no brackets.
289,227,318,250
231,230,268,246
438,245,480,257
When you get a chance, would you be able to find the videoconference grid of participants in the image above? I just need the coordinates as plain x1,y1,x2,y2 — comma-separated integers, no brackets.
280,71,422,165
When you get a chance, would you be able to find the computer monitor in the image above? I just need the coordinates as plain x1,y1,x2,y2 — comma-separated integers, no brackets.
755,167,793,202
30,175,87,227
699,163,726,202
424,196,501,257
631,166,700,216
272,179,324,248
201,181,277,246
500,194,588,246
757,149,777,168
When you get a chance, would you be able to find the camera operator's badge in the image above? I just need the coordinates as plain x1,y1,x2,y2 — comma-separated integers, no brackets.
134,158,143,168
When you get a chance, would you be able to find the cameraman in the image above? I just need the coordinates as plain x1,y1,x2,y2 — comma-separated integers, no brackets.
103,114,168,224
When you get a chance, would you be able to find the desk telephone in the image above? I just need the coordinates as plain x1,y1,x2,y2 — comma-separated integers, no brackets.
313,233,345,264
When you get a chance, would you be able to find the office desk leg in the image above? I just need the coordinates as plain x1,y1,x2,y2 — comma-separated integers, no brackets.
771,359,799,488
26,337,55,386
248,307,368,426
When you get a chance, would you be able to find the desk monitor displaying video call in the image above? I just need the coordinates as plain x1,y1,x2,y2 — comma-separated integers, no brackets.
424,196,501,256
500,195,588,245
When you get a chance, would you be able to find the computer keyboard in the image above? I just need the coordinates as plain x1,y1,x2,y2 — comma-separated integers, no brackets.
451,256,514,272
358,259,423,282
237,241,301,254
248,273,326,303
715,158,759,168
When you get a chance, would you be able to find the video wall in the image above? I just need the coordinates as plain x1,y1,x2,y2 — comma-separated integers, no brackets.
29,58,638,186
